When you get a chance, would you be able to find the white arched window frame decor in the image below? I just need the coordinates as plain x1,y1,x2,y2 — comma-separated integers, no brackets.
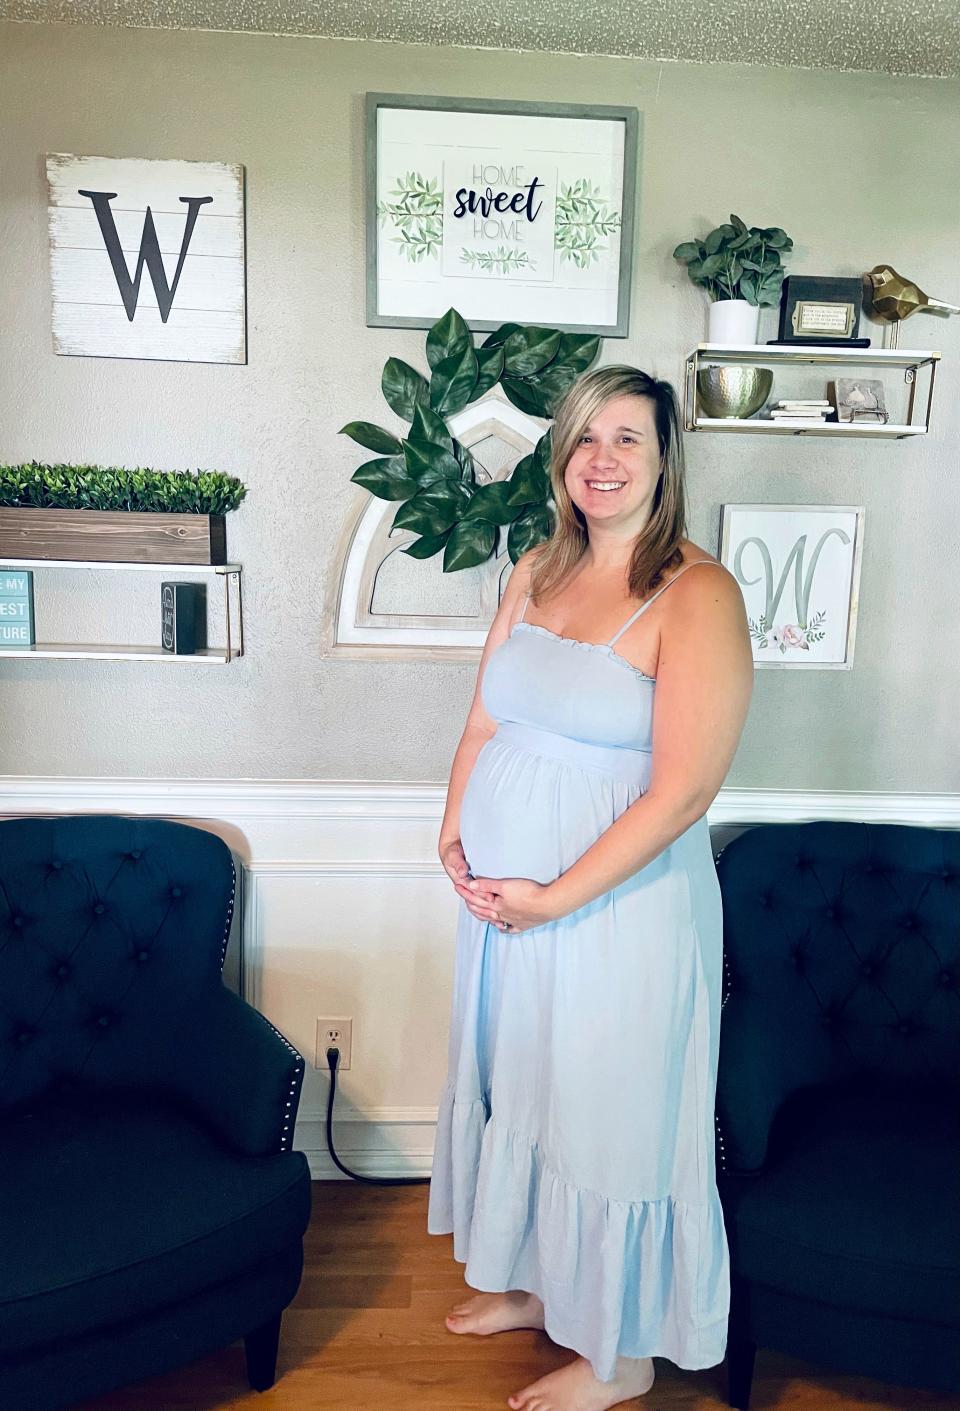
323,389,548,661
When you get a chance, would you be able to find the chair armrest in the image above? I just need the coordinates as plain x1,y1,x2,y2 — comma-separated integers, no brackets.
160,987,306,1156
716,1014,798,1171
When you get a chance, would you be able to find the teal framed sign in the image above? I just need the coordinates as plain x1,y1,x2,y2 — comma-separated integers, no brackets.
0,568,35,648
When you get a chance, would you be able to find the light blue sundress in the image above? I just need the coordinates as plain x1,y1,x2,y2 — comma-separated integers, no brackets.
427,558,731,1382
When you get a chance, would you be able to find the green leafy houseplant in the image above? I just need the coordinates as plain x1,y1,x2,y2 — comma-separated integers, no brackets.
673,213,793,306
340,308,600,572
0,464,247,515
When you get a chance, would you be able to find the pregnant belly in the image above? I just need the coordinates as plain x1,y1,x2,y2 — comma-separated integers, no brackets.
459,735,647,885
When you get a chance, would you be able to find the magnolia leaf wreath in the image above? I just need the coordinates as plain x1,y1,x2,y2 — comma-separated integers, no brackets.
340,308,601,572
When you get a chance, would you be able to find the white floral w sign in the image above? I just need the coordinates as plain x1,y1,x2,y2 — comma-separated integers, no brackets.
366,95,639,337
46,154,246,364
719,504,864,669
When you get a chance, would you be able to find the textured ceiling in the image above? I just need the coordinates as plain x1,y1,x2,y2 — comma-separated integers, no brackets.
2,0,959,76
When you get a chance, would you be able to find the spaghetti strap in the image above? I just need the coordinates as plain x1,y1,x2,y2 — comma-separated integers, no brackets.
516,591,531,625
607,560,723,646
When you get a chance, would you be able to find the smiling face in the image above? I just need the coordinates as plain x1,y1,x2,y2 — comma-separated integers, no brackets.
563,393,662,533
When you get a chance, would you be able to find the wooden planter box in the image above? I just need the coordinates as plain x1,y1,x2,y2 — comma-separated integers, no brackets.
0,508,227,564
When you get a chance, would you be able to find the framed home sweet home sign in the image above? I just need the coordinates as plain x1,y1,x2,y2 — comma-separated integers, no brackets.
366,94,640,337
46,153,246,364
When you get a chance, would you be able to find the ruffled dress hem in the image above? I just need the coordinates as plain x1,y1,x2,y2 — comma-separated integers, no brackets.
427,1084,730,1382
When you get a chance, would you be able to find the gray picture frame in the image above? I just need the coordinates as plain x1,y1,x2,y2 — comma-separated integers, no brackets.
365,92,640,338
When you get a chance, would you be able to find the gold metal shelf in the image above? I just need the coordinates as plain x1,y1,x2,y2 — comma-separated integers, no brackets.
684,344,940,436
0,561,244,663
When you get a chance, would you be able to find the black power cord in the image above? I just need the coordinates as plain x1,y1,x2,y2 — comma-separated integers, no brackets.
325,1046,431,1186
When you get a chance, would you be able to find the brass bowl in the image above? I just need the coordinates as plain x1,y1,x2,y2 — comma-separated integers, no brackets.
697,366,773,419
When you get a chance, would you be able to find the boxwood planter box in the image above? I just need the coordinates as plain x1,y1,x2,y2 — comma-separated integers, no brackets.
0,509,227,564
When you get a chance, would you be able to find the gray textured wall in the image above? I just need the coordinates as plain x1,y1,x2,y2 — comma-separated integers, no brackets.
1,19,958,788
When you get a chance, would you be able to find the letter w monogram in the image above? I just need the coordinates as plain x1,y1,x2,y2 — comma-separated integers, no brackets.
78,189,213,323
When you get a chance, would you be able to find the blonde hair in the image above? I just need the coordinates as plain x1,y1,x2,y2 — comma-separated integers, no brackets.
528,365,687,605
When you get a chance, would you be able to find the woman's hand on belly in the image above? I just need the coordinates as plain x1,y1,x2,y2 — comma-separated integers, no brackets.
456,874,560,933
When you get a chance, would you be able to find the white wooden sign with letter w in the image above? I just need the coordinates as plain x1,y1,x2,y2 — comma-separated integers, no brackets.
46,153,246,364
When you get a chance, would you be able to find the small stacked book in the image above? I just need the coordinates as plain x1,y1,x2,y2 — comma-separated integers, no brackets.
767,399,833,427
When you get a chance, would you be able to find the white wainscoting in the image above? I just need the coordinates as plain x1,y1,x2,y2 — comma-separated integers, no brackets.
3,776,959,1178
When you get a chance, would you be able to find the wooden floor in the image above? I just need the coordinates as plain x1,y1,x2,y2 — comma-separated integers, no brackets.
77,1182,956,1411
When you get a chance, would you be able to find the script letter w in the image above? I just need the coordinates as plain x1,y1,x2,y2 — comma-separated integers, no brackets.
78,189,214,323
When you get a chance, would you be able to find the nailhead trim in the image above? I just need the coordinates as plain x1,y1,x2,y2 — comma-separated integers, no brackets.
219,859,237,970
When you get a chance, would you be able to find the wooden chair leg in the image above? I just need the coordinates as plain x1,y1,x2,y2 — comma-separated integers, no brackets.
245,1314,282,1392
726,1331,757,1410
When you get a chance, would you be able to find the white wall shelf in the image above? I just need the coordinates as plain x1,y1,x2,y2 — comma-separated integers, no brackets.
683,343,940,437
0,560,243,664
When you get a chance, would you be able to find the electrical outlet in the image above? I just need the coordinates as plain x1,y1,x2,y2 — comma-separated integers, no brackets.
316,1017,352,1071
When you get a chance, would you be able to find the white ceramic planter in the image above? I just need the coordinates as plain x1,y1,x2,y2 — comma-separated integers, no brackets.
708,299,759,345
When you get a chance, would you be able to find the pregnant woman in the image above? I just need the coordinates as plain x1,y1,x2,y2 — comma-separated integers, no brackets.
428,364,754,1411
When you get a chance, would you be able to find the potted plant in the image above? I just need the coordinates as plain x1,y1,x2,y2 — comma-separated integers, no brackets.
0,464,246,564
673,214,793,344
340,308,600,572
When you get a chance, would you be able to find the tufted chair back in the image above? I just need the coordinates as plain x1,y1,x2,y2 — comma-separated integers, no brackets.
0,814,236,1114
714,820,960,1171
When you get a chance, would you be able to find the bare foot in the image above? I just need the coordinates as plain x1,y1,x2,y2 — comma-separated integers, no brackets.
507,1353,655,1410
445,1289,546,1335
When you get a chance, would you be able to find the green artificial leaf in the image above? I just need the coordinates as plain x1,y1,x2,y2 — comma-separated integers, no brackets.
729,213,748,233
704,226,726,255
430,341,479,417
402,526,454,559
502,327,562,377
462,479,522,525
522,363,581,418
339,421,403,455
393,483,468,535
508,504,552,563
480,322,523,349
672,241,701,262
381,358,429,421
557,333,600,374
403,438,462,487
738,274,758,305
533,429,553,476
505,452,547,508
409,400,454,453
426,308,472,372
468,344,505,402
686,255,722,282
350,456,419,500
501,377,550,418
453,439,478,483
443,519,497,572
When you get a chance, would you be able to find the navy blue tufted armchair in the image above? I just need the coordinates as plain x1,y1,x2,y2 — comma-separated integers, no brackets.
713,820,960,1408
0,815,312,1411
